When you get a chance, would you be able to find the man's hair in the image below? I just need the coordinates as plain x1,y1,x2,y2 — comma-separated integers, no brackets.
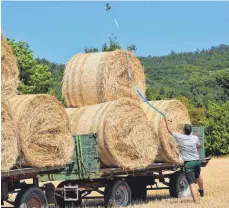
184,124,192,135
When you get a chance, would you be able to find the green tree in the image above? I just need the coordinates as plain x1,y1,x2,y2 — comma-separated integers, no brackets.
85,47,99,53
7,39,53,95
127,44,137,53
177,96,206,126
7,39,35,83
200,102,229,155
216,69,229,96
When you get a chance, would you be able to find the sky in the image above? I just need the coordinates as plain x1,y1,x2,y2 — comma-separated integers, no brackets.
1,1,229,64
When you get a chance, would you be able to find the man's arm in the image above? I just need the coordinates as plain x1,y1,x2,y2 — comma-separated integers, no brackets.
164,117,173,135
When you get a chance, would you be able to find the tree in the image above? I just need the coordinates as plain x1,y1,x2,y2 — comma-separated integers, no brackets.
7,39,53,95
7,39,35,83
200,102,229,155
177,96,206,126
85,47,99,53
127,44,137,53
216,69,229,96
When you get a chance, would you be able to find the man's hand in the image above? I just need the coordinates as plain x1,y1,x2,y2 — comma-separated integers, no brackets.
164,117,173,135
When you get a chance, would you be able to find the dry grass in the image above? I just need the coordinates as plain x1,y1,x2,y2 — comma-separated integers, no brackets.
66,98,158,169
1,34,19,99
62,50,146,107
9,94,74,167
142,100,190,164
1,95,19,172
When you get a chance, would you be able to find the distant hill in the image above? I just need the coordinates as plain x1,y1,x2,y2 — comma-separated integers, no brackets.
139,44,229,107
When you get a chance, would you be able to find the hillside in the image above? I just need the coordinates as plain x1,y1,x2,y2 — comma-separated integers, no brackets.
139,44,229,107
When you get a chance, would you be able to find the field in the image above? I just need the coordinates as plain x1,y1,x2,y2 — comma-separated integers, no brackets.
81,157,229,208
3,157,229,208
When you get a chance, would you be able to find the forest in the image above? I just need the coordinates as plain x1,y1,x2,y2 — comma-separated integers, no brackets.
6,38,229,156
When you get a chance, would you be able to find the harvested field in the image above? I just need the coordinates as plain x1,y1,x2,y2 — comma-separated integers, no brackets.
62,50,145,107
142,100,191,164
1,34,19,99
66,98,158,169
1,96,19,172
9,94,74,167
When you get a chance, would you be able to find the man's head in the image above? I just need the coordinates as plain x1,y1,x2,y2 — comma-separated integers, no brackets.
184,124,192,135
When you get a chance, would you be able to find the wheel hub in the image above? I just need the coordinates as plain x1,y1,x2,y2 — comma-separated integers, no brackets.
27,196,42,208
115,185,128,205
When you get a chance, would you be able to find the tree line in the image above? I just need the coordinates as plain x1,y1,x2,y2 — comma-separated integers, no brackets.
6,37,229,156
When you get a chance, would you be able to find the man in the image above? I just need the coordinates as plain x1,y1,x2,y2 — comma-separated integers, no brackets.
164,118,204,202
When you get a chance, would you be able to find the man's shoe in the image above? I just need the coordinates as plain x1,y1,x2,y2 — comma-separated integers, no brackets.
198,189,204,197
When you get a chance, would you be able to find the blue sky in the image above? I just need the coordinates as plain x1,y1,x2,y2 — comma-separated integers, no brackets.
2,1,229,64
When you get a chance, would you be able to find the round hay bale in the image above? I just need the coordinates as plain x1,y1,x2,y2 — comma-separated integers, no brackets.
62,50,145,107
66,98,158,170
142,100,191,164
1,96,19,172
9,94,74,167
1,34,19,99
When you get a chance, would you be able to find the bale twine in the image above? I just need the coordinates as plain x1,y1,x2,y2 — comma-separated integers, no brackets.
142,100,191,163
62,50,145,107
66,98,158,170
1,34,19,99
1,96,19,172
9,94,74,167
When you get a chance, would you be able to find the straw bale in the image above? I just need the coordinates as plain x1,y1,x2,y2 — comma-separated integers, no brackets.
9,94,74,167
62,50,145,107
1,34,19,99
142,100,191,163
66,98,158,170
1,96,19,172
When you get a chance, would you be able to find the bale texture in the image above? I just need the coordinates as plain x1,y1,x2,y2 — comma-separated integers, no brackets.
142,100,191,163
10,94,74,167
1,96,19,172
1,34,19,99
62,50,145,107
66,98,158,170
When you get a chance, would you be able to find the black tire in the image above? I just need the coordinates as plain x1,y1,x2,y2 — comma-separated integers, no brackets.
55,182,82,208
14,187,48,208
169,171,191,198
104,180,131,208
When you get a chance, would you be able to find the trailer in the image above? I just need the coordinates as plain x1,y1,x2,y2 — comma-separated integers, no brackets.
1,127,210,208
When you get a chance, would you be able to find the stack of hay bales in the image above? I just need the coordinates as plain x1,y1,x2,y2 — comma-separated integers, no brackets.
66,98,158,169
63,50,159,169
1,35,74,172
63,49,191,167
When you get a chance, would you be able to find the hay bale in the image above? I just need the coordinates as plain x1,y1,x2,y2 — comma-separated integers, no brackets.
142,100,191,163
9,94,74,167
1,96,19,172
62,50,145,107
66,98,158,170
1,34,19,99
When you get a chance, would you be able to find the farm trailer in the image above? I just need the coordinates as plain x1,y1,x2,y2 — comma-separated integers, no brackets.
1,127,210,208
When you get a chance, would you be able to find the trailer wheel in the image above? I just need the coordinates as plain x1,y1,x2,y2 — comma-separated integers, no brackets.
14,187,48,208
169,171,191,198
55,182,82,208
104,180,131,208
